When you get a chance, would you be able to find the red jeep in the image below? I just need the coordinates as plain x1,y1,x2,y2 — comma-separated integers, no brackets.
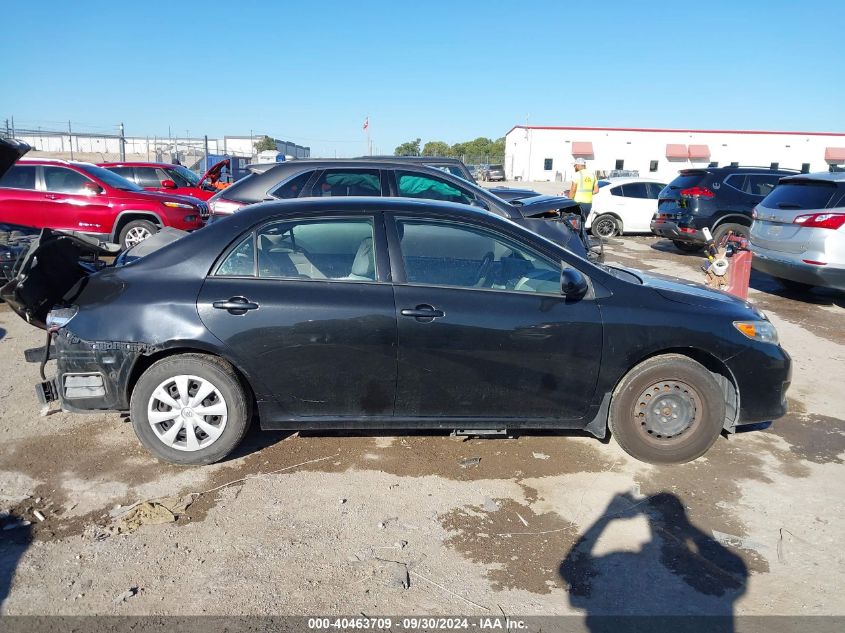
0,158,208,249
98,160,230,201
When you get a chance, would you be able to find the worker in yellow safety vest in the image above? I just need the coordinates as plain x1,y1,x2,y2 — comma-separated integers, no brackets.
567,157,599,223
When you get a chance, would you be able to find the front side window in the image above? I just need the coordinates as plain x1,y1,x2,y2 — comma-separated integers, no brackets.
107,166,136,183
311,170,381,197
42,166,94,194
0,165,37,190
135,167,170,188
396,219,561,294
396,171,473,205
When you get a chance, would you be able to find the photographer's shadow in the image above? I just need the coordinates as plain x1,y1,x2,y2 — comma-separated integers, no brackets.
560,492,747,632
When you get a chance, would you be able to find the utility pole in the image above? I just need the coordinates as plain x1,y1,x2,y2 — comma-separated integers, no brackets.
119,122,126,161
204,135,209,168
68,120,74,160
10,116,14,139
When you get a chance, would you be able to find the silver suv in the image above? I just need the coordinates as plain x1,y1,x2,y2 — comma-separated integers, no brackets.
750,172,845,291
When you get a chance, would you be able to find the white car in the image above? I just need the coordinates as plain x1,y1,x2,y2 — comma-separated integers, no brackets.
586,177,667,238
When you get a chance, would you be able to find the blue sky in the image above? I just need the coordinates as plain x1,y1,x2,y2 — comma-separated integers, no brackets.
1,1,843,157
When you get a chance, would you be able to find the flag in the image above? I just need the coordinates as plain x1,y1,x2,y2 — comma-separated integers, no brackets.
362,117,369,131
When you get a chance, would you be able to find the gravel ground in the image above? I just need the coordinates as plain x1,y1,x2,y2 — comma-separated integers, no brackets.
0,223,843,619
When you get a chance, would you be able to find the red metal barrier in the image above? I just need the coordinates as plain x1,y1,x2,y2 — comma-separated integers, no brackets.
725,250,752,300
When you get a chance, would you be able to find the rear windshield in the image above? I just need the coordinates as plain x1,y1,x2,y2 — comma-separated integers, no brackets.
761,181,838,210
667,173,708,189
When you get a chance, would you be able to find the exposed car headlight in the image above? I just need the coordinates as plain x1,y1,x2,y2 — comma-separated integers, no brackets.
46,306,79,329
163,201,195,210
733,320,779,345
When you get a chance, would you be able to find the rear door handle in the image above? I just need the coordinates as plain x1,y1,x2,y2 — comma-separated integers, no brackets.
212,296,259,315
400,304,445,322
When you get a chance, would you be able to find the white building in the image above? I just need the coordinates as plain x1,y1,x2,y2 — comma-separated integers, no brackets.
505,125,845,184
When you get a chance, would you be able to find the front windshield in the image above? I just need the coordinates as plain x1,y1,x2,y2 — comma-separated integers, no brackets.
78,164,143,191
167,165,201,187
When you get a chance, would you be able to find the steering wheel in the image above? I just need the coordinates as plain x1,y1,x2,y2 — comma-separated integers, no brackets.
474,252,494,287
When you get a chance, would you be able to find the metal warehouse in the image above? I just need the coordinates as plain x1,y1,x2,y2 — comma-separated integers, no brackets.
505,125,845,184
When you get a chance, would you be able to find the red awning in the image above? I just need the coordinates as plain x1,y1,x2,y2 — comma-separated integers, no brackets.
825,147,845,162
666,144,688,159
688,144,711,160
571,141,594,157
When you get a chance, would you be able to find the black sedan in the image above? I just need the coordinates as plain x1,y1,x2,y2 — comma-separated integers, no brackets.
2,197,790,466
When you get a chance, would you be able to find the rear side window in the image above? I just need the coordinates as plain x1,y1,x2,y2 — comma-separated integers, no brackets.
42,166,93,194
270,171,313,199
761,182,837,210
0,165,37,190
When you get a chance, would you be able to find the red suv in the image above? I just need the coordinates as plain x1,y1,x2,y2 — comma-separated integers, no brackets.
98,160,229,201
0,159,208,249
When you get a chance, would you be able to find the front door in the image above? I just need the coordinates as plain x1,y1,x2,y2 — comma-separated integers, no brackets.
389,216,603,422
40,166,111,235
197,215,397,422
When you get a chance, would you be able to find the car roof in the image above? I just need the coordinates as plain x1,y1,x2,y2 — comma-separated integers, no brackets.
18,159,96,168
99,162,180,168
230,194,505,224
362,155,466,164
600,177,665,185
780,171,845,183
681,166,799,175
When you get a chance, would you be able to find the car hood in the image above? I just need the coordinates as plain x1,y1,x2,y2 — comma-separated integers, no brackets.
0,229,119,329
610,265,758,312
0,138,31,179
510,195,580,217
199,158,230,185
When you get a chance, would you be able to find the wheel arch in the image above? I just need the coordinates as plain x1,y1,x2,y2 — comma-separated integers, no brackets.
608,347,740,433
111,210,164,242
712,213,752,229
126,345,258,414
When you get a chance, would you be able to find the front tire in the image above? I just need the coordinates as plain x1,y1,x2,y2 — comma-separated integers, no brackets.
591,214,620,238
130,354,251,465
608,354,725,464
119,219,158,250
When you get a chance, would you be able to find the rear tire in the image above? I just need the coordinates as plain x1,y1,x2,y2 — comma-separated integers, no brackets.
118,219,158,250
608,354,725,464
591,214,620,238
713,222,749,245
130,353,251,465
672,240,702,253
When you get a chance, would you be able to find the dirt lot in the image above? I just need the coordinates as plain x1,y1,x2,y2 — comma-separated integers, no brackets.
0,224,843,620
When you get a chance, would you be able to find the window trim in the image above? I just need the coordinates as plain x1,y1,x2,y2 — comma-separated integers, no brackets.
211,214,386,284
385,215,572,298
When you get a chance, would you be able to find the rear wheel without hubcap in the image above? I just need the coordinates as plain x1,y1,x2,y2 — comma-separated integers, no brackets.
609,354,725,464
591,214,620,238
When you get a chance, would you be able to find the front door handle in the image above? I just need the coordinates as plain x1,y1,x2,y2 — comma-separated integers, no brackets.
44,194,59,200
212,296,259,315
400,304,445,322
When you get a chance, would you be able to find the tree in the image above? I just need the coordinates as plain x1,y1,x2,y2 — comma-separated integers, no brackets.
254,135,277,152
394,138,421,156
422,141,451,157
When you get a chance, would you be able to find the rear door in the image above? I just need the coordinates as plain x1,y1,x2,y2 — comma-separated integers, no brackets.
197,213,398,422
387,214,602,422
0,164,43,228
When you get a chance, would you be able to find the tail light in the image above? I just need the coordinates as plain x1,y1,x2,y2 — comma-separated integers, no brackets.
208,197,245,216
680,186,715,199
793,213,845,230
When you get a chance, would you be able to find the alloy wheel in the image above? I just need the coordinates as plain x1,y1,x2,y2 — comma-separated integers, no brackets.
124,226,153,247
147,374,228,451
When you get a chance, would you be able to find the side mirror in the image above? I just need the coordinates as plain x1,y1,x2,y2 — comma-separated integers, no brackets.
160,179,177,189
83,182,103,195
561,267,588,298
